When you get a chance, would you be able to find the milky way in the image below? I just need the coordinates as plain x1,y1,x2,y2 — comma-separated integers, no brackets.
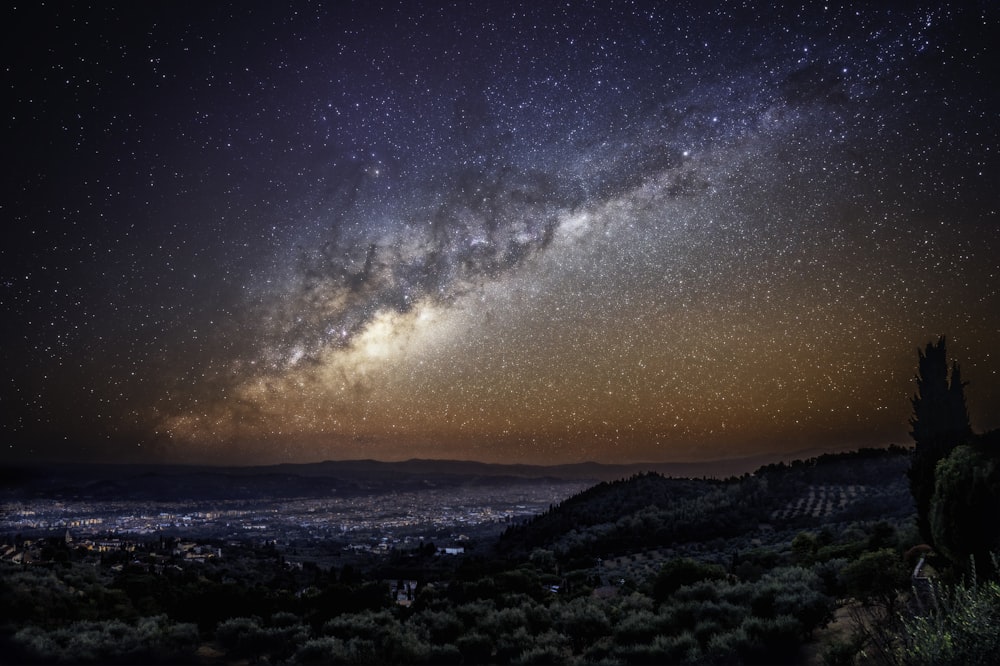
4,2,998,464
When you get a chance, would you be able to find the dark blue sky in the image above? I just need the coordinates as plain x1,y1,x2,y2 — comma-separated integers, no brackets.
4,1,998,465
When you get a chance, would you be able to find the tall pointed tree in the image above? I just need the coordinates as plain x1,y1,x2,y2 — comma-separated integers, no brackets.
947,360,971,438
907,336,972,544
909,338,950,446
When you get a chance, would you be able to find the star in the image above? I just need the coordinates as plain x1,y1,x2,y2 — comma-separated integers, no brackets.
2,1,997,465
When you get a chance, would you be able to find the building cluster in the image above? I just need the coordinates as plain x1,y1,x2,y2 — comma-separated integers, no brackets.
0,530,222,571
1,480,588,573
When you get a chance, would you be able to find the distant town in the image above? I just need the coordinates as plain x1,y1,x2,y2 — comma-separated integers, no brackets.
0,479,591,567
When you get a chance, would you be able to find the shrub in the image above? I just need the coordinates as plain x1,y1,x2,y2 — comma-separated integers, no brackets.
456,632,493,663
612,609,661,645
553,597,611,650
929,444,1000,574
613,632,700,665
841,549,906,608
293,636,345,665
414,608,465,644
705,626,751,662
897,566,1000,666
740,614,803,664
12,616,198,665
653,558,727,603
427,642,463,665
513,630,570,664
291,636,379,665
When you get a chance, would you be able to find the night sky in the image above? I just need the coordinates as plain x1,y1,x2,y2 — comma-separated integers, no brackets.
4,1,998,466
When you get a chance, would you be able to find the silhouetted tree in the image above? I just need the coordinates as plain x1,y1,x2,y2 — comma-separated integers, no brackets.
929,442,1000,574
652,558,727,604
907,337,972,544
947,361,971,437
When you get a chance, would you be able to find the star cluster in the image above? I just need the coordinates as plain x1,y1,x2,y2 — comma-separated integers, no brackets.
3,1,998,464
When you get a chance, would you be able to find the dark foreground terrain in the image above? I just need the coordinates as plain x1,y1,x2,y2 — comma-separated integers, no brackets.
0,447,983,664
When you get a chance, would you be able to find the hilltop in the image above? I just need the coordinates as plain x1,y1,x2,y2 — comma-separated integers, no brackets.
496,446,913,572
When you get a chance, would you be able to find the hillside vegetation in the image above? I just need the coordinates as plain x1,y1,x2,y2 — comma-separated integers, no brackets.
497,447,912,564
4,446,953,665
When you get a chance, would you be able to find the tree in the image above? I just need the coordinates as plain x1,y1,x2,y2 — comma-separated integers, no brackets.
908,337,972,544
929,443,1000,573
841,549,908,610
652,558,727,604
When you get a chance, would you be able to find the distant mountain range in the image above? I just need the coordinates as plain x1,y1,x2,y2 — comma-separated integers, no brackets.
257,454,796,480
0,449,858,502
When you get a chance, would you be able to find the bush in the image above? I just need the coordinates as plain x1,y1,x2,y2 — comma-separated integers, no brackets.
413,608,465,644
612,609,661,645
12,615,198,665
740,614,803,664
661,598,744,635
553,597,611,650
897,567,1000,666
427,642,463,665
841,549,906,608
322,609,397,642
705,626,751,662
215,616,262,656
513,630,570,664
292,636,378,665
495,627,535,663
821,635,865,666
613,632,700,665
747,569,832,640
457,631,493,663
293,636,346,665
812,557,850,597
653,558,727,603
930,445,1000,574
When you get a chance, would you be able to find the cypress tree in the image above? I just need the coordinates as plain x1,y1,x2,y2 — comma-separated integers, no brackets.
907,336,972,544
947,360,971,439
909,338,950,446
